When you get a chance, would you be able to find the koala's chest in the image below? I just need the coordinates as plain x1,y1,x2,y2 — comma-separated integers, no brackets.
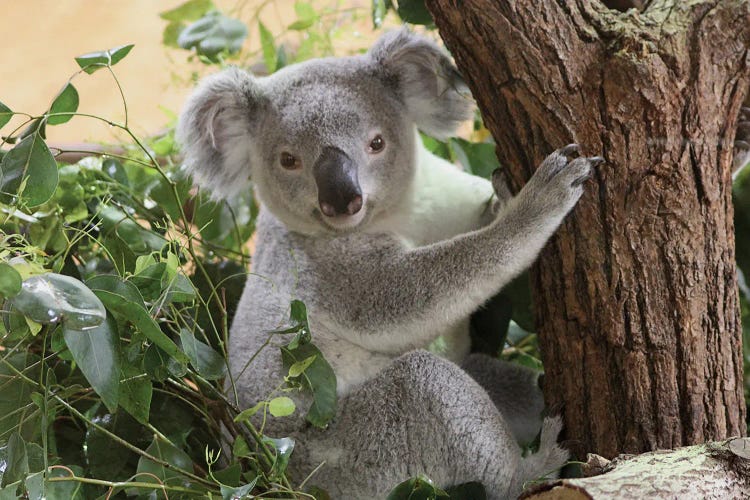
313,318,471,396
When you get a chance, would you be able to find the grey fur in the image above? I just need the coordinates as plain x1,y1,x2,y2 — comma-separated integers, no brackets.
178,28,600,499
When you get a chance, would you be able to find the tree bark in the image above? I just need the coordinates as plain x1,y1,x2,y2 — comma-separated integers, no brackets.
428,0,750,459
520,437,750,499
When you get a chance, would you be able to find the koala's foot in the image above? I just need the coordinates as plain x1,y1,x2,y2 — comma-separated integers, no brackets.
512,416,570,494
519,144,603,220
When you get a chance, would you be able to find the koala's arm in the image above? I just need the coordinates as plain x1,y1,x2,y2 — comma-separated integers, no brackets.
316,146,600,354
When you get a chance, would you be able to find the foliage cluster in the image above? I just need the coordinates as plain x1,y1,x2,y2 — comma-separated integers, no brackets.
1,1,748,499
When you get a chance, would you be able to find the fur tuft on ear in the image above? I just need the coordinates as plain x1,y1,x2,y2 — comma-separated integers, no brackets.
176,67,266,198
369,28,473,140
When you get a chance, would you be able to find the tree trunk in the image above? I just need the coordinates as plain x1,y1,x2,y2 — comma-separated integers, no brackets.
520,437,750,499
427,0,750,459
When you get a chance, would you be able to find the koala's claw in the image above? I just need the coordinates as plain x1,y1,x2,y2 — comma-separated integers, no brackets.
491,168,513,201
559,143,580,158
589,156,605,167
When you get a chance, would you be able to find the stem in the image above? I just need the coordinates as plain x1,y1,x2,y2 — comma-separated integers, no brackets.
53,395,217,489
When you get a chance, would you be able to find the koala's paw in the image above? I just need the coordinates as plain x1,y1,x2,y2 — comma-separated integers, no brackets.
523,144,603,216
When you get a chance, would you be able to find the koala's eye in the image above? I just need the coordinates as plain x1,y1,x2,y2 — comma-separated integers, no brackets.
368,135,385,154
280,152,301,170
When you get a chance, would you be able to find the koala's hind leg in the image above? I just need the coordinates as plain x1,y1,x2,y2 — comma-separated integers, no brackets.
301,350,566,500
461,354,545,446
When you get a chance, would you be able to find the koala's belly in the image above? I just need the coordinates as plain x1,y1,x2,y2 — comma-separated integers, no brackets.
316,318,471,396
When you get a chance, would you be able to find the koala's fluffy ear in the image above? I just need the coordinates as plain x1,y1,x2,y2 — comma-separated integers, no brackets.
176,67,266,198
369,29,473,139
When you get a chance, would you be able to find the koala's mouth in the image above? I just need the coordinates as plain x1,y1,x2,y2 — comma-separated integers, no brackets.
315,198,371,233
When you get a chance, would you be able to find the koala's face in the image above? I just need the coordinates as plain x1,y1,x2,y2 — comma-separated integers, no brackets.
177,29,471,235
251,62,418,234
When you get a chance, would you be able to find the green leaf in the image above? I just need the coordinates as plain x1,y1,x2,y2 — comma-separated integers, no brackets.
178,12,248,60
258,21,277,73
63,315,121,412
163,21,186,48
281,343,336,428
262,436,294,480
233,401,265,423
0,132,58,206
221,477,258,500
24,466,85,500
47,83,79,125
288,19,314,30
268,396,295,417
386,475,449,500
294,2,316,22
0,263,22,300
160,0,213,21
75,44,134,74
119,365,153,424
1,433,27,488
178,328,226,379
395,0,434,26
372,0,390,28
10,273,106,330
136,438,193,488
449,138,500,180
0,353,41,441
0,101,11,129
85,411,146,481
287,355,315,378
87,275,188,364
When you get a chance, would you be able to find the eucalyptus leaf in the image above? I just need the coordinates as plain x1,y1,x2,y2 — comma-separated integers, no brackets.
268,396,295,417
0,132,58,207
262,436,294,480
0,353,41,441
0,263,22,300
24,466,85,500
10,273,106,330
136,438,193,488
386,474,449,500
372,0,390,28
1,433,27,488
178,12,247,60
63,315,120,412
449,138,500,180
47,83,79,125
281,343,336,428
258,21,277,73
119,365,153,424
395,0,434,26
75,44,134,74
160,0,213,21
178,328,226,379
87,275,188,364
0,101,11,129
221,477,258,500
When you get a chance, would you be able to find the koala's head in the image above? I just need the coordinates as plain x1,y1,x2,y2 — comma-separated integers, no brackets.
177,29,472,235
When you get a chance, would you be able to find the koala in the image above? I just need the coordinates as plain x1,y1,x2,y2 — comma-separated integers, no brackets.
177,29,601,499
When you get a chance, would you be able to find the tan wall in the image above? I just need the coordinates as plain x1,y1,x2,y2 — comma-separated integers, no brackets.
0,0,383,145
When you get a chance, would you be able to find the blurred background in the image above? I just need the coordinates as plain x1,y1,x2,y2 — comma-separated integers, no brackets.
0,0,389,144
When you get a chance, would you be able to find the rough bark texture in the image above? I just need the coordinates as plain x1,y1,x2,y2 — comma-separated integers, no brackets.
520,437,750,499
428,0,750,459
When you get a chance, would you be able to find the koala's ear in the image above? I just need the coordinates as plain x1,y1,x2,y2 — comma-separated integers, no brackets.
369,29,473,139
176,67,266,198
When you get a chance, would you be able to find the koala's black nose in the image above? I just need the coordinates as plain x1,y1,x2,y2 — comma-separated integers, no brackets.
313,147,363,217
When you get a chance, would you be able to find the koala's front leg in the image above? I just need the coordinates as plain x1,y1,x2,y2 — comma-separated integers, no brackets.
324,146,601,353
